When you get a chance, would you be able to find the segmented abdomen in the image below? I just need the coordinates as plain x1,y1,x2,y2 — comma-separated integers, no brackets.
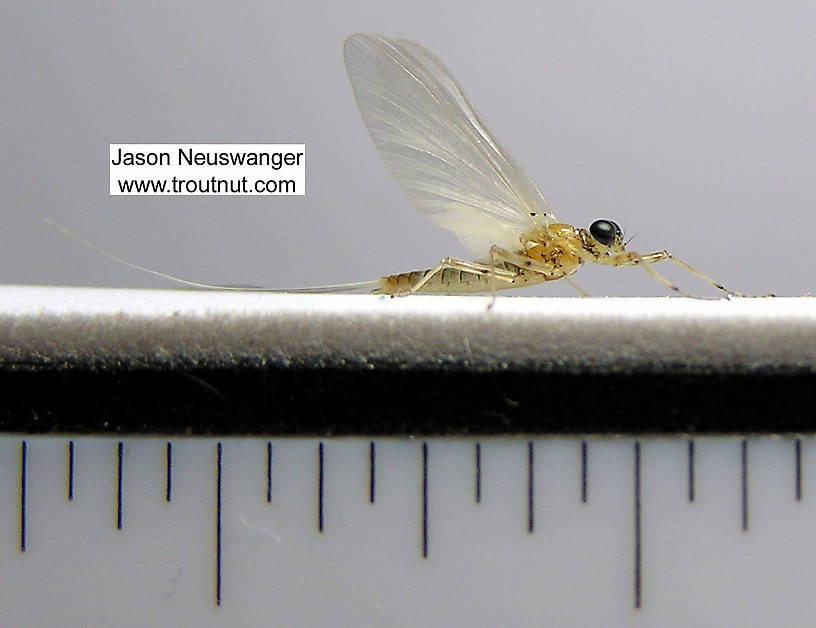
376,263,540,294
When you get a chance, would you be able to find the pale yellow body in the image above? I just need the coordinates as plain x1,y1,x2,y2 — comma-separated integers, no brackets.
378,223,601,295
375,222,735,297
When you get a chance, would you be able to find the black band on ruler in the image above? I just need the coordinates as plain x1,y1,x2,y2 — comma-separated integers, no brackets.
0,367,814,435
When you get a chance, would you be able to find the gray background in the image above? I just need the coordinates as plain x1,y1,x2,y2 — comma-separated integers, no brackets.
4,1,814,297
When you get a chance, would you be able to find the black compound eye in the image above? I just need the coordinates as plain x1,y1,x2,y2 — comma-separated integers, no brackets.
589,220,621,247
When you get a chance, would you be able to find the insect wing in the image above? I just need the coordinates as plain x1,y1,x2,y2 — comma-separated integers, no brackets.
343,33,554,261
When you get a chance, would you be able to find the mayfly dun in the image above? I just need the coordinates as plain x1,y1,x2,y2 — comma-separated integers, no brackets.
336,32,744,297
54,33,748,297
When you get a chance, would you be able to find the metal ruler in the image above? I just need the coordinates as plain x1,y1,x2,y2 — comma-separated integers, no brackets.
1,287,815,626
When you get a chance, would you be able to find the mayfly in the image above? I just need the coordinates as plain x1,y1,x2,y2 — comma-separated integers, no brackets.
55,33,744,297
335,32,742,297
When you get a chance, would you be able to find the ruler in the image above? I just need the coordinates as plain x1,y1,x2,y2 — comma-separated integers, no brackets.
1,287,815,625
2,435,814,625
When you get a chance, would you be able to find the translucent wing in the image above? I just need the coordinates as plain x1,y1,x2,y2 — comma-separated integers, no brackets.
343,33,555,261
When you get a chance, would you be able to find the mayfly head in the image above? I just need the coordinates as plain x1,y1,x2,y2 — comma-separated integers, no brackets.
586,219,626,256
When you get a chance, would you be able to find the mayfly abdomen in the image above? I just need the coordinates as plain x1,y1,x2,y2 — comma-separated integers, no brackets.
376,263,541,295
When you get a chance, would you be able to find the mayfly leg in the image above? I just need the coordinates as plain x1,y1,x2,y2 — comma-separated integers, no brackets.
488,247,500,302
635,253,693,297
564,278,590,297
667,255,755,297
612,250,746,298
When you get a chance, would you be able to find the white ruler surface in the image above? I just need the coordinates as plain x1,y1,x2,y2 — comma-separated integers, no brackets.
1,434,813,626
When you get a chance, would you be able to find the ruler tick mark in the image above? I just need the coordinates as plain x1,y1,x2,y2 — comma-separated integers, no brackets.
475,442,481,504
117,441,123,530
68,440,74,501
166,442,172,503
20,441,27,553
369,441,375,504
634,441,641,609
581,441,588,503
216,442,222,607
688,439,695,503
422,442,428,558
267,442,273,503
318,442,324,533
742,439,749,532
795,439,802,502
527,441,534,533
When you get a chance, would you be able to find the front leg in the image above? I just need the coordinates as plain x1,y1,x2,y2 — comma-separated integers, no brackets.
605,250,744,298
